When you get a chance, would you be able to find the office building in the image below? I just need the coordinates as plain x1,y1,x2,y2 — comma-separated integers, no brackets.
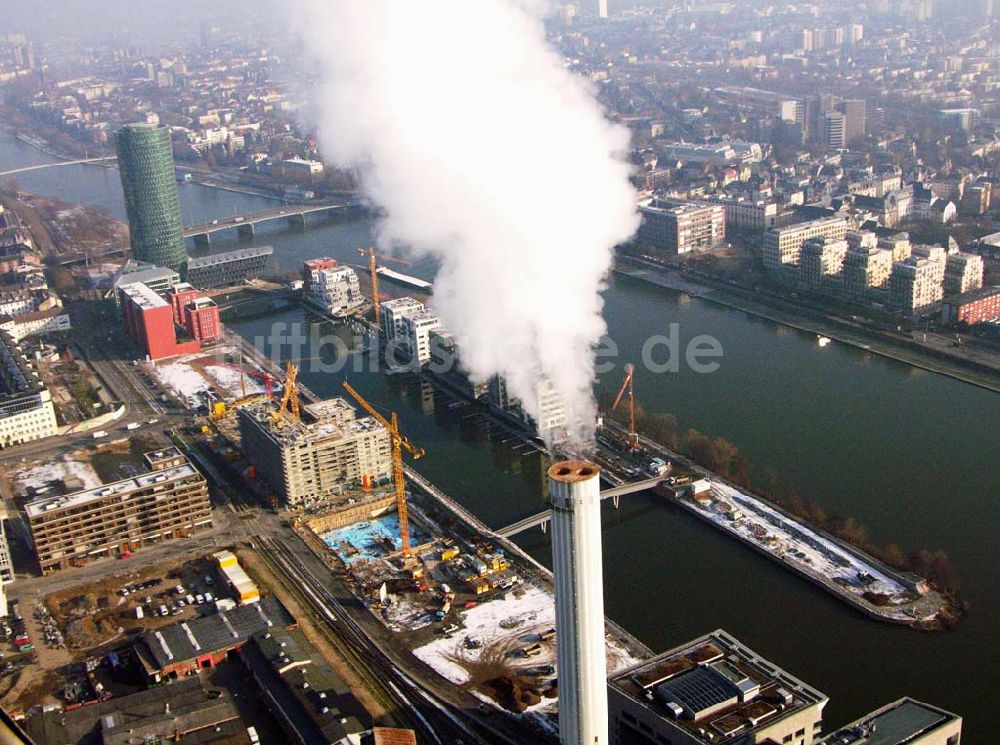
0,329,58,448
238,397,393,508
548,462,608,745
943,252,984,296
26,448,212,574
890,258,945,317
716,198,779,232
839,100,867,144
164,283,222,344
763,217,849,272
637,198,726,255
118,282,201,360
819,698,961,745
608,629,828,745
597,0,608,17
801,237,848,294
115,123,188,272
302,258,364,317
941,286,1000,326
184,245,273,289
824,111,846,149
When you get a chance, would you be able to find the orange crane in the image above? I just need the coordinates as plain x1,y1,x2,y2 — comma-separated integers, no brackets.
273,360,301,425
611,363,639,450
342,380,425,555
356,246,410,331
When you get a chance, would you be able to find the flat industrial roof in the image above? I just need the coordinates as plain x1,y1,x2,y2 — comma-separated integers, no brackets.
187,245,273,268
26,462,199,518
820,698,961,745
610,629,827,744
141,597,294,669
119,281,169,310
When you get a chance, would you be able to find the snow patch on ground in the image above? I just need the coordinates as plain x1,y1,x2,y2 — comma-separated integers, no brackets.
150,360,210,408
13,457,102,496
203,365,265,398
413,584,641,692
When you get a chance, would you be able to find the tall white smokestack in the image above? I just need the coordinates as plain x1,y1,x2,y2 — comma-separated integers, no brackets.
597,0,609,18
548,460,608,745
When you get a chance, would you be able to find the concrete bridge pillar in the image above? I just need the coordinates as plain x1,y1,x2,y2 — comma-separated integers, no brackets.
193,233,211,248
287,213,306,228
237,222,255,238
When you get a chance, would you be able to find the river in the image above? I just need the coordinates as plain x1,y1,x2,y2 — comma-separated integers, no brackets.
3,129,998,740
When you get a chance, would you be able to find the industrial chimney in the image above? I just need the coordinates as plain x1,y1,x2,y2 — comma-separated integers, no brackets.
548,460,608,745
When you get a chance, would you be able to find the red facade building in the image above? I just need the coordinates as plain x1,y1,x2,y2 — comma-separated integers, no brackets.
166,283,201,326
118,282,201,360
183,297,221,342
941,286,1000,326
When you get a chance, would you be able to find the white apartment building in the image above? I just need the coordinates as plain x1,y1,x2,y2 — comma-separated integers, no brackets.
0,330,58,448
380,297,425,342
400,311,442,365
801,237,848,293
944,252,984,296
305,264,364,317
890,258,945,317
843,245,894,302
763,216,849,271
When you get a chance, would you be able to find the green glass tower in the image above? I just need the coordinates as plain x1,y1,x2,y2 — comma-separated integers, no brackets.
115,123,188,271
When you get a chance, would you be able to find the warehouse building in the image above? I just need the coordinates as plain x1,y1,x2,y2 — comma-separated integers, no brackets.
241,627,366,744
608,629,828,745
134,597,294,681
184,245,273,289
0,329,57,448
238,397,393,508
26,448,212,573
24,677,246,745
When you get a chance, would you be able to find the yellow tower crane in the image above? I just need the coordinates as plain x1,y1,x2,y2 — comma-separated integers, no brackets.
342,380,425,555
356,246,411,331
272,360,301,426
611,363,639,450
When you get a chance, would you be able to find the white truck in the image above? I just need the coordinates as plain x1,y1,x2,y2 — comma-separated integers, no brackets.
91,430,108,439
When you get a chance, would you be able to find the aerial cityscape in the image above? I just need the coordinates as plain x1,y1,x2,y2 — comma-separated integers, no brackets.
0,0,997,743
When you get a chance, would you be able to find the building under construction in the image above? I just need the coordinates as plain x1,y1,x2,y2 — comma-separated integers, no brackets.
237,397,393,508
26,448,212,574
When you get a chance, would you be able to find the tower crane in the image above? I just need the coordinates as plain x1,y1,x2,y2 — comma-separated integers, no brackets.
272,360,301,426
356,246,409,331
611,363,639,450
215,363,281,398
342,380,425,555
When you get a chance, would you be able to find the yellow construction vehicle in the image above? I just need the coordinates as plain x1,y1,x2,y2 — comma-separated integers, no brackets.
342,380,424,555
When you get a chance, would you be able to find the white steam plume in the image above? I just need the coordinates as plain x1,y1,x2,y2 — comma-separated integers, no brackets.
296,0,638,445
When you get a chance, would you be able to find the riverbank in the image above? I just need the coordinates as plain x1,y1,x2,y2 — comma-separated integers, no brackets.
614,256,1000,395
599,420,957,630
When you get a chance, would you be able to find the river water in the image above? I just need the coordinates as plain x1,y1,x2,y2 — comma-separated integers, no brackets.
3,130,999,740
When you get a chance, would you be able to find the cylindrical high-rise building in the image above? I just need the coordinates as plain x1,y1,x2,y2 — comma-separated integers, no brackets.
548,460,608,745
115,123,188,271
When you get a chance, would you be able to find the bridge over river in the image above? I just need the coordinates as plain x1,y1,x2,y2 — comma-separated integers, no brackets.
183,199,365,244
